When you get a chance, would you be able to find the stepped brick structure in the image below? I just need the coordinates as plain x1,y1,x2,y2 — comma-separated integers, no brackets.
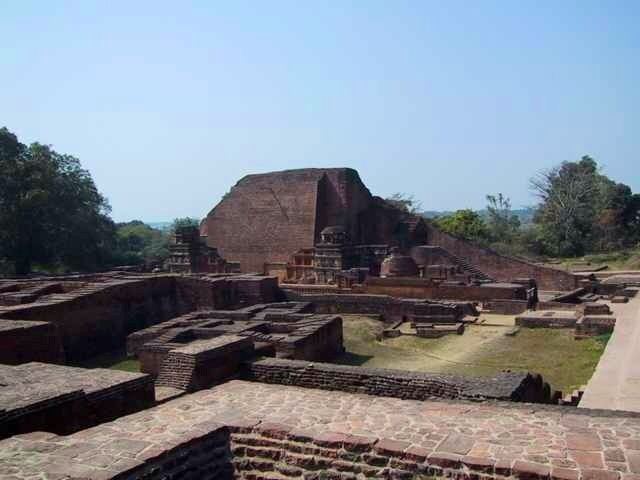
204,167,579,290
0,362,153,439
204,168,425,275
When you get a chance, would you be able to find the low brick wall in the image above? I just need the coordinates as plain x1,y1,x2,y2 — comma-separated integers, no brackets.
483,299,529,315
283,289,466,323
362,277,527,301
243,358,555,403
0,320,63,365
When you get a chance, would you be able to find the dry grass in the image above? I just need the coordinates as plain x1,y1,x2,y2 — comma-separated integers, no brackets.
334,314,607,393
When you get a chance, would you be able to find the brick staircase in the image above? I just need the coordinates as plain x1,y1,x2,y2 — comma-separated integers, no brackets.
438,249,494,281
155,352,197,390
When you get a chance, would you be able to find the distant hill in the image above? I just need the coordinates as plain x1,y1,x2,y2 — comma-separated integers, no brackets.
421,208,536,225
146,221,172,231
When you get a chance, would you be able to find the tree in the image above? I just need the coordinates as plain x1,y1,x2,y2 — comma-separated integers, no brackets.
0,127,115,274
485,193,521,242
170,217,200,232
385,193,422,214
435,209,489,242
530,155,640,256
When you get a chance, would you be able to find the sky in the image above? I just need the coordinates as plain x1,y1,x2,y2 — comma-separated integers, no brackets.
2,1,639,222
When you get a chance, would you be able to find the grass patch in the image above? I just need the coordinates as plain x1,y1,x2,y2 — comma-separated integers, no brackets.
76,349,141,372
335,315,607,393
550,248,640,270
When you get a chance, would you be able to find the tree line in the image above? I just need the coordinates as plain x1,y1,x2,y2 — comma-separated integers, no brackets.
2,126,638,274
0,127,196,275
392,155,640,259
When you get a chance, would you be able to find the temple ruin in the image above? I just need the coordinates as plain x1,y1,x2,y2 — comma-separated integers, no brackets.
1,167,640,479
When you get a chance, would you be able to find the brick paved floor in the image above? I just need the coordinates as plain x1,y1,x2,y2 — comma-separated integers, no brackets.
3,380,640,479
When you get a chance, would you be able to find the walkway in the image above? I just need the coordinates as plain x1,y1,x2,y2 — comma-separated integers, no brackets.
580,295,640,411
2,380,640,479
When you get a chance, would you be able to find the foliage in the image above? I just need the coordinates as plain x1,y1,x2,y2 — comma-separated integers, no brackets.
170,217,200,232
485,193,521,242
530,155,640,256
434,209,489,243
0,127,116,274
113,220,169,266
385,193,422,214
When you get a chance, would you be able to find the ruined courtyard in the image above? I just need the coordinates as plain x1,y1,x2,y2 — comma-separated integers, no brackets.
1,167,640,479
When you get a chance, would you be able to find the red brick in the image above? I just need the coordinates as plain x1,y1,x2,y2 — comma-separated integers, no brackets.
571,451,604,469
428,452,462,469
567,433,602,451
342,434,377,452
404,445,430,463
582,469,621,480
374,438,411,457
551,467,580,480
462,455,495,473
437,433,475,455
512,460,551,480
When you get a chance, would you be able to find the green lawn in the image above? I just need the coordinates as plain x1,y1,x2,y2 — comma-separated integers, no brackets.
335,315,608,393
76,349,141,372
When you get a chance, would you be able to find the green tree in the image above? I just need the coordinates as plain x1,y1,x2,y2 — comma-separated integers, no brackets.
385,193,422,214
114,221,169,266
531,155,640,256
170,217,200,231
485,193,521,242
435,209,489,242
0,127,115,274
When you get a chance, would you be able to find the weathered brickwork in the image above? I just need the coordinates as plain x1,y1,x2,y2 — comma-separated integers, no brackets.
0,362,153,440
204,168,421,274
0,273,280,364
425,222,580,291
283,289,471,323
3,380,640,479
359,276,527,302
129,303,345,387
243,358,556,403
0,320,63,365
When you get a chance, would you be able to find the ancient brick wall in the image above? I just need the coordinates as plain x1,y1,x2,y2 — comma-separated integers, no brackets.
0,274,278,364
425,222,579,291
0,321,64,365
243,358,555,403
362,277,527,301
482,299,529,314
283,289,465,323
205,169,325,273
204,168,415,273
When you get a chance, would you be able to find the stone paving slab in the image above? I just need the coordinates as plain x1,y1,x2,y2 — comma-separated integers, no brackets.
581,297,640,412
3,380,640,478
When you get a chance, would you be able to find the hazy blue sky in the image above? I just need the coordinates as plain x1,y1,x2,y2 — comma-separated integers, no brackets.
2,1,638,222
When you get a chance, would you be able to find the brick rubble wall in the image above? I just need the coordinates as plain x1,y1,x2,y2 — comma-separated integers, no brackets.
243,358,554,403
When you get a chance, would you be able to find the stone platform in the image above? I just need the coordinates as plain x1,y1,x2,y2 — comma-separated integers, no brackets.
3,380,640,479
0,362,154,439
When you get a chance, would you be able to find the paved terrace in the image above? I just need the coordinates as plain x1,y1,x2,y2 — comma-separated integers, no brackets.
581,296,640,412
3,380,640,479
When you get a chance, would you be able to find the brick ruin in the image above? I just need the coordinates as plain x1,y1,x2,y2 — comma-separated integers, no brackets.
4,380,640,480
2,168,640,477
203,167,580,291
0,362,154,440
